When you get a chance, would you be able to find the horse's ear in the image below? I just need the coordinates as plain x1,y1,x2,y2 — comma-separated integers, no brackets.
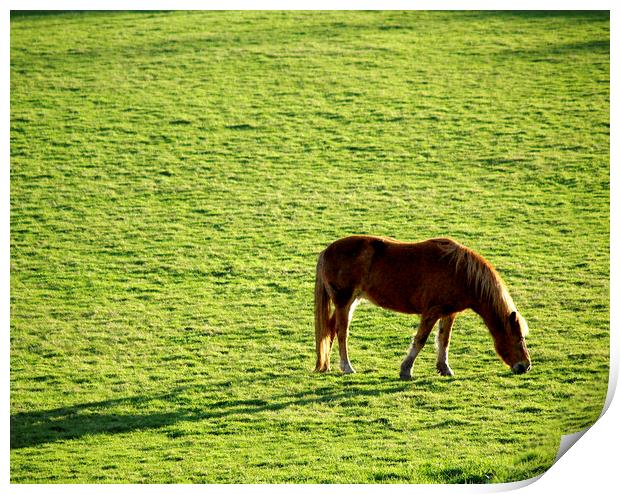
509,311,517,325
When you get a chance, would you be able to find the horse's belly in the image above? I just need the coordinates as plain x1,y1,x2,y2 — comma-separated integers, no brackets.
361,289,423,315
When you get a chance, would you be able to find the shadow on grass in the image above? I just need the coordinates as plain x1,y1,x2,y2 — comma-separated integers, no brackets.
11,365,527,450
446,10,609,24
495,39,609,60
13,367,529,450
11,376,416,449
10,10,170,19
11,10,81,18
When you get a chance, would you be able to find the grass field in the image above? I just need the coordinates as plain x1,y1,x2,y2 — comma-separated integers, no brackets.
10,11,609,483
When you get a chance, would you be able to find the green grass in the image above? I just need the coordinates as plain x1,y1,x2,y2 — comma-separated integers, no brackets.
10,10,609,483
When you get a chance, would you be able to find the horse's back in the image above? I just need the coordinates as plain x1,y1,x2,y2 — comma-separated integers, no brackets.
319,235,471,315
321,235,458,274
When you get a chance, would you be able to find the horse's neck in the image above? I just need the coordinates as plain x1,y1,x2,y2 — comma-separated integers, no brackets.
473,299,507,337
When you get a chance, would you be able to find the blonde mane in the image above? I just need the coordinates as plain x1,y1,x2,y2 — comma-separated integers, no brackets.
435,239,516,320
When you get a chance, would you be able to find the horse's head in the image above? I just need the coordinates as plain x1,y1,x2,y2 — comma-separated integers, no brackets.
495,311,531,374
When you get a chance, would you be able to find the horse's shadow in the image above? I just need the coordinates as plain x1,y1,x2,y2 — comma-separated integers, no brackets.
10,375,413,450
12,366,521,450
10,392,185,450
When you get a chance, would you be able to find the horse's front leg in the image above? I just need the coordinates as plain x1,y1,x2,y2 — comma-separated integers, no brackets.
400,314,438,380
436,314,456,376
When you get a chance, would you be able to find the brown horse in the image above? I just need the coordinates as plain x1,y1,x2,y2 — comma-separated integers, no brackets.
314,235,530,378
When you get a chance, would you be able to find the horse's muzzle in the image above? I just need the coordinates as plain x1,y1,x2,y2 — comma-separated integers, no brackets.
511,362,531,374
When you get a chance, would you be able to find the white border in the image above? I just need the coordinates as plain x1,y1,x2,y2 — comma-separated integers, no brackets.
2,1,618,11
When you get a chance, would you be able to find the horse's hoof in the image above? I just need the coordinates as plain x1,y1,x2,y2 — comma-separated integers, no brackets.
400,363,413,380
436,364,454,377
340,365,356,374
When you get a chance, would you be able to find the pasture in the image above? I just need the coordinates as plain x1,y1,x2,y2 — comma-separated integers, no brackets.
10,11,609,483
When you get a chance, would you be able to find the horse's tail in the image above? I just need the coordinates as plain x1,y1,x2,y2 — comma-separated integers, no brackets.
314,251,332,372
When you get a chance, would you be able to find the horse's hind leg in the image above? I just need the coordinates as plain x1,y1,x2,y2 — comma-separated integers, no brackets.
334,299,357,374
400,314,439,380
316,314,337,372
328,314,337,353
436,314,456,376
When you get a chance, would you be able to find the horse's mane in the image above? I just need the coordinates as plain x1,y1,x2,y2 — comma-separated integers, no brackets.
433,238,516,320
